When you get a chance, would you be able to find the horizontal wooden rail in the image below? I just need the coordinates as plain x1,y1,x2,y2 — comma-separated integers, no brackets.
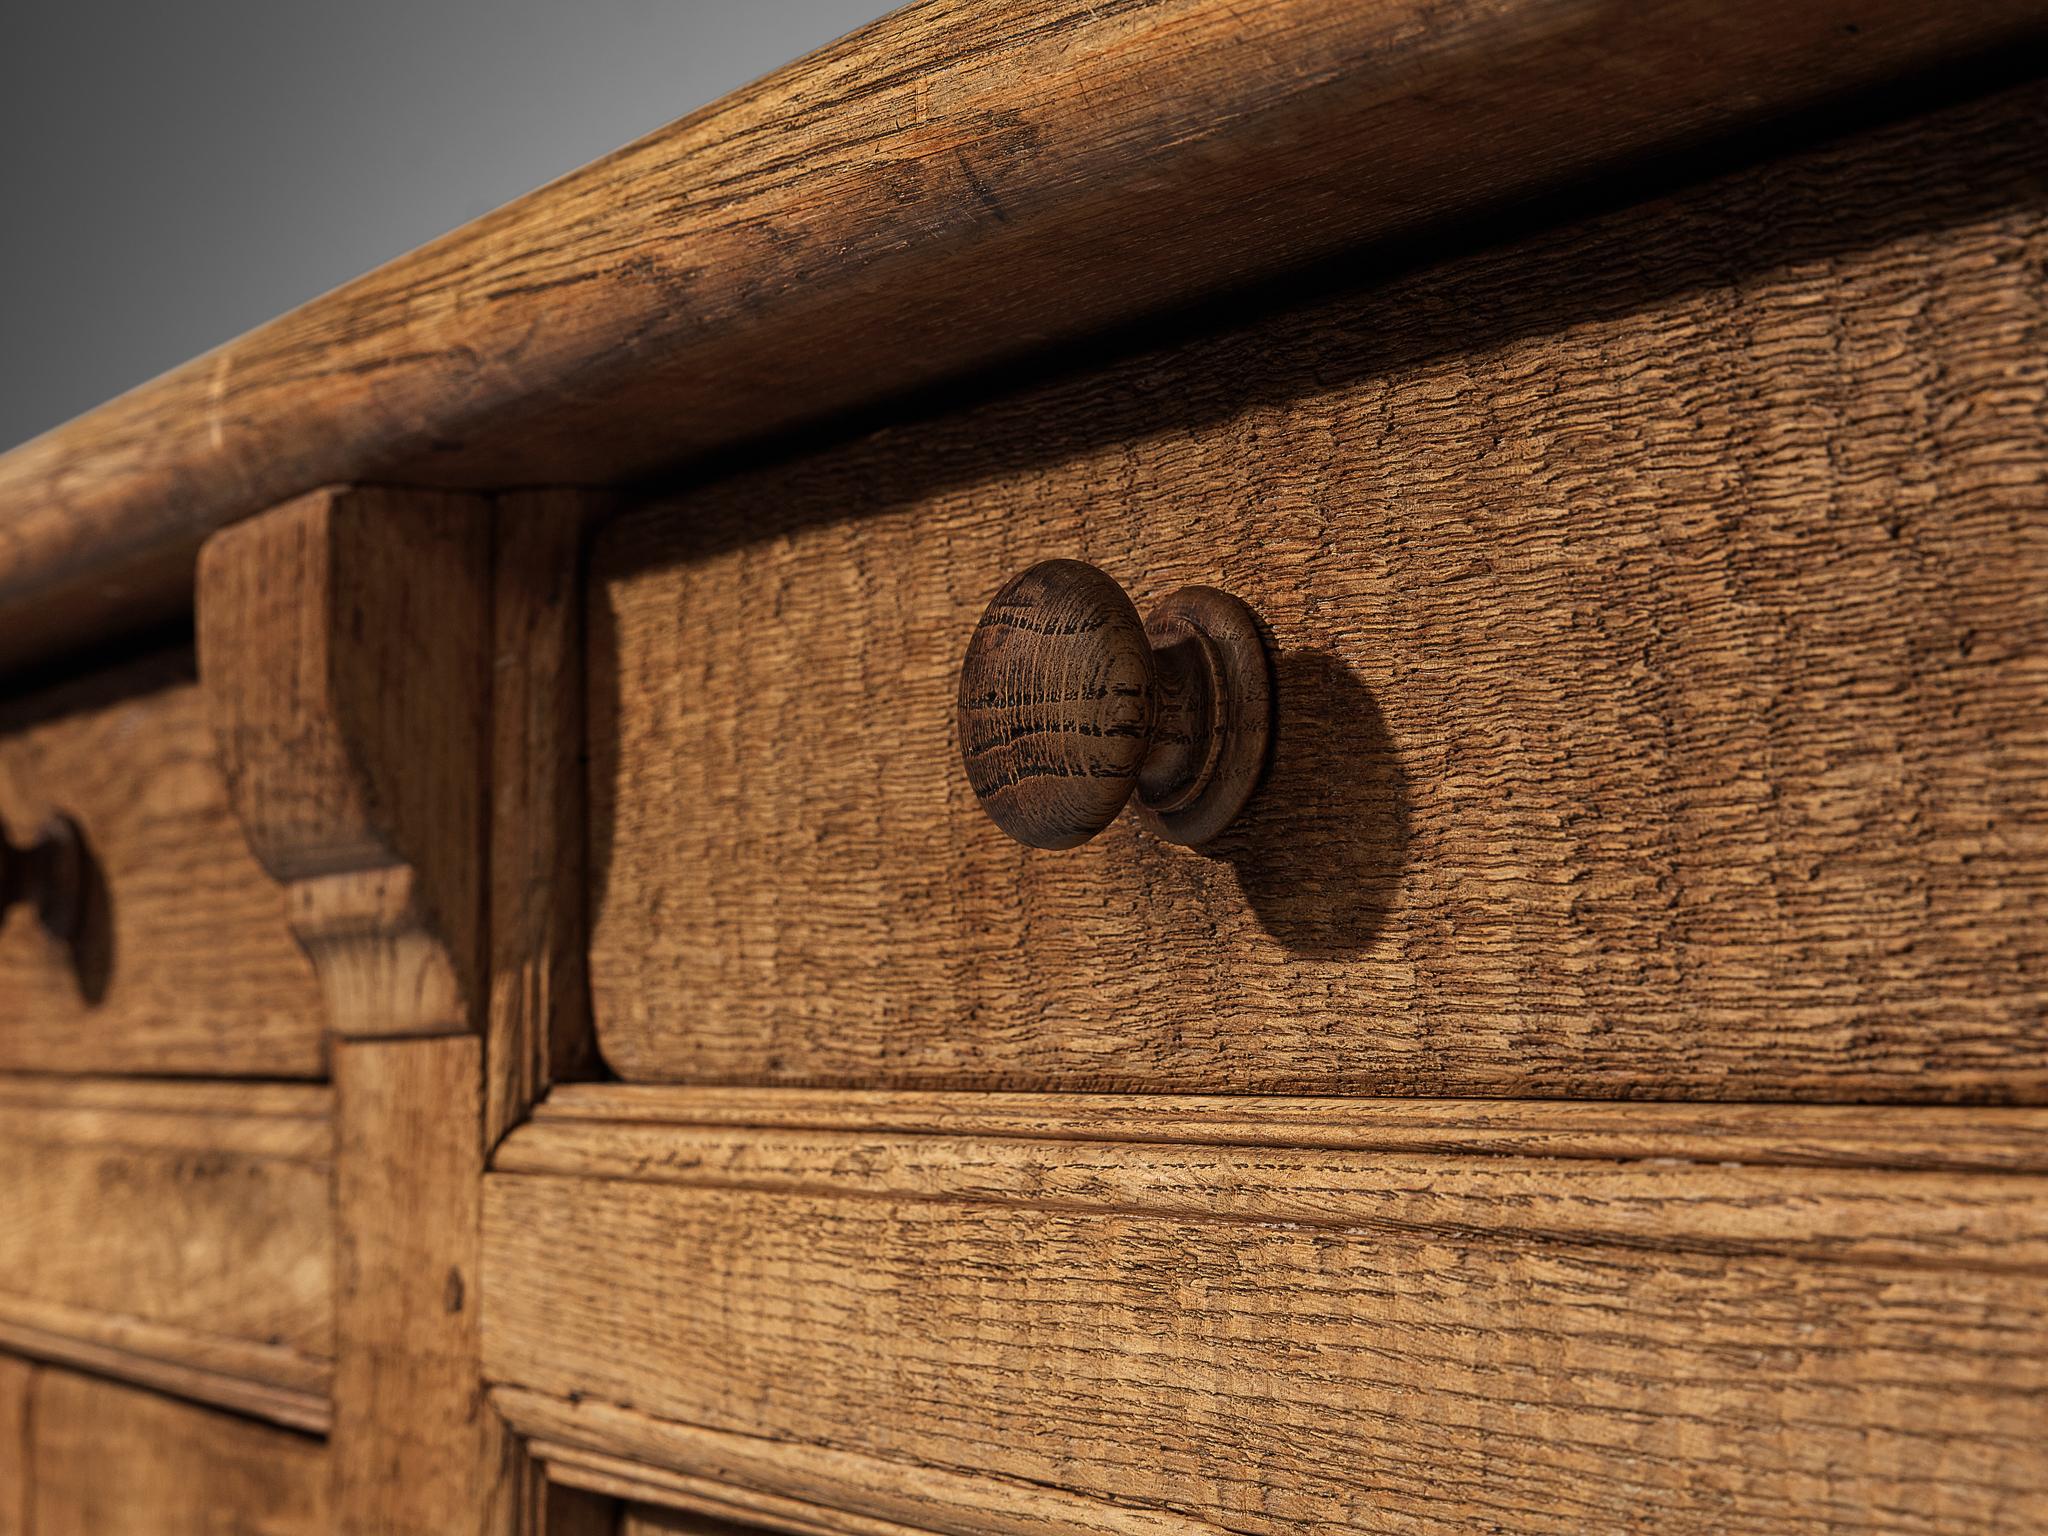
486,1085,2048,1534
1,0,2043,672
521,1084,2048,1174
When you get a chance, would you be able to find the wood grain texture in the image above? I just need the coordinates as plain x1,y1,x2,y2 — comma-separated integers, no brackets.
0,1356,27,1536
2,0,2043,676
596,1464,959,1536
0,655,324,1076
956,561,1273,849
527,1084,2048,1175
198,488,523,1529
199,489,528,1531
513,1482,619,1536
0,1075,332,1430
500,1395,1225,1536
489,491,599,1149
590,81,2048,1100
494,1102,2048,1270
486,1102,2048,1536
620,1509,751,1536
199,485,491,1039
334,1037,524,1535
620,1501,846,1536
31,1368,329,1535
958,559,1156,849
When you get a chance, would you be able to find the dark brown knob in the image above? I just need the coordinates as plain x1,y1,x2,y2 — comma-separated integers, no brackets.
957,559,1272,849
1,814,85,945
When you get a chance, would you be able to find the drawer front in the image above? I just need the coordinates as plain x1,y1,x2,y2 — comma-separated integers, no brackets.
588,83,2048,1100
0,655,324,1077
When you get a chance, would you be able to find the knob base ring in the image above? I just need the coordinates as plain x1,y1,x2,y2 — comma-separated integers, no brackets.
1133,586,1272,846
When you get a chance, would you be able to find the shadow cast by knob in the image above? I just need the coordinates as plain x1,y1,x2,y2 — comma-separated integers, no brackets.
1203,649,1410,960
70,826,114,1006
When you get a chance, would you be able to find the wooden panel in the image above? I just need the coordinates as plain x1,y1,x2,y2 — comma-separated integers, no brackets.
31,1369,328,1535
590,82,2048,1101
540,1489,621,1536
0,1076,332,1430
2,3,2043,676
0,1356,27,1536
485,1090,2048,1536
0,654,325,1076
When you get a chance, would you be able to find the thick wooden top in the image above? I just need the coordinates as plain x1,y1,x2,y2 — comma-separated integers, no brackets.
0,0,2040,673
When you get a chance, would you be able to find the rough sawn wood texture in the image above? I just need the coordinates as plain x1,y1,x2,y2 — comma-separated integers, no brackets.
29,1368,330,1535
485,1094,2048,1535
0,656,325,1077
0,1077,334,1431
1,0,2044,675
589,81,2048,1101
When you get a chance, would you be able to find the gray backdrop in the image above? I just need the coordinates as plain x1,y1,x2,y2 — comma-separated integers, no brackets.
0,2,889,452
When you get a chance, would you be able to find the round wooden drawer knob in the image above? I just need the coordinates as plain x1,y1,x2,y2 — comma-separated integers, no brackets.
957,559,1273,849
0,813,85,944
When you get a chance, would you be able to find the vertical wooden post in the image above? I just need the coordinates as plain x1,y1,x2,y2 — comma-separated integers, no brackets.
487,494,611,1531
487,490,601,1152
198,486,524,1535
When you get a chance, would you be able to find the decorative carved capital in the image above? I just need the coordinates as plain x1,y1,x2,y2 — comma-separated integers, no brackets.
197,486,491,1037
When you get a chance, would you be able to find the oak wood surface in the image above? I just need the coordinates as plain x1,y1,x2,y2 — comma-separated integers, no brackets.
197,486,528,1533
500,1393,1226,1536
528,1084,2048,1175
485,1097,2048,1535
622,1503,836,1536
606,1471,939,1536
956,561,1273,849
957,559,1157,849
1,0,2043,677
489,491,600,1149
0,1356,26,1536
200,485,491,1041
495,1100,2048,1269
0,1075,332,1430
513,1486,619,1536
590,80,2048,1101
0,654,325,1076
31,1368,329,1535
334,1037,523,1535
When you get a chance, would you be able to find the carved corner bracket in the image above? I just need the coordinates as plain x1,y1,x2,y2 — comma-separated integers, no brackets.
197,485,491,1040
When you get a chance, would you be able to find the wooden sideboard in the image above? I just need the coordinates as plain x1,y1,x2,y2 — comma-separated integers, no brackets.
3,2,2047,1532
